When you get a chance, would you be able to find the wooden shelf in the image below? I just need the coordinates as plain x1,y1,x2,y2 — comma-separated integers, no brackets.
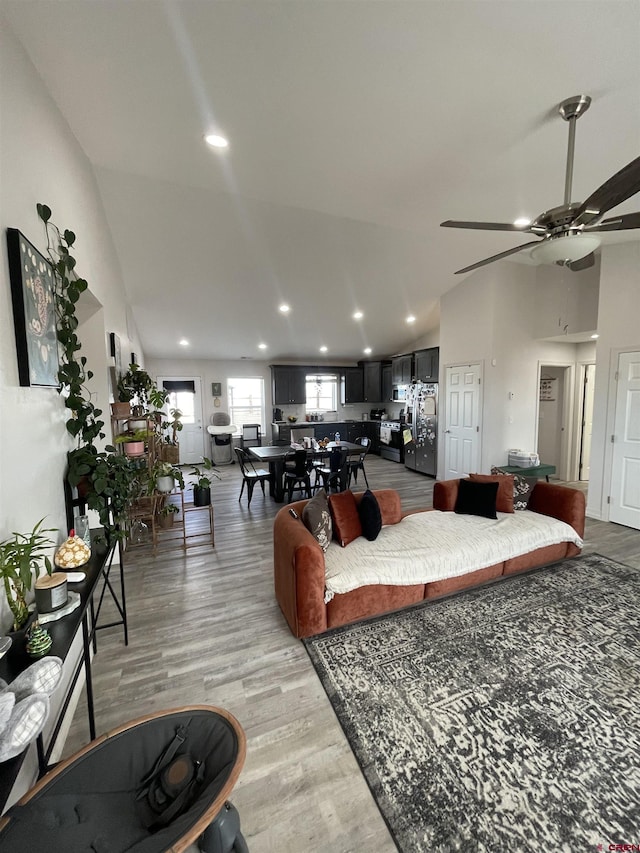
127,488,214,554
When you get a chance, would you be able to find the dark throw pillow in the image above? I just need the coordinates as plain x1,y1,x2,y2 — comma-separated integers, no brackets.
328,491,362,547
490,466,537,510
302,488,332,552
357,490,382,541
469,473,514,513
454,479,499,520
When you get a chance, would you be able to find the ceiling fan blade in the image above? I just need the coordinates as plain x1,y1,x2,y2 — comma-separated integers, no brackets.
585,211,640,232
567,252,595,272
454,240,542,275
573,155,640,225
441,220,532,232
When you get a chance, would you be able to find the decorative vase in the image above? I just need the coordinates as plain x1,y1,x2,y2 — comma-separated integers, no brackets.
156,475,175,493
111,401,131,419
193,485,211,507
123,441,145,457
7,611,38,668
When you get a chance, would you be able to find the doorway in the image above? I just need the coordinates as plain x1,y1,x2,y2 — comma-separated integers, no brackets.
157,376,205,465
443,363,482,478
537,364,573,479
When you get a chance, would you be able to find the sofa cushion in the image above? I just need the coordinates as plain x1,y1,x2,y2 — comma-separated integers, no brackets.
329,491,362,547
302,488,332,551
490,466,537,510
469,473,514,513
357,490,382,541
454,479,498,519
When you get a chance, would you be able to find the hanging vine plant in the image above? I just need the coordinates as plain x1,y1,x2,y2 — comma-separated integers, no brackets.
37,203,138,542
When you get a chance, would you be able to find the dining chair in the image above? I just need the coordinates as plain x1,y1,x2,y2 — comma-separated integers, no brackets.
317,446,349,494
240,424,261,449
283,449,312,503
234,448,271,506
347,436,371,488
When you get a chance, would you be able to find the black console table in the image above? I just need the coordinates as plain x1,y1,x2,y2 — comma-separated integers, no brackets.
0,531,128,811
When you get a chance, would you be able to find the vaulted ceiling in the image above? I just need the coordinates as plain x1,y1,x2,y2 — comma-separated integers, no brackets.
4,0,640,361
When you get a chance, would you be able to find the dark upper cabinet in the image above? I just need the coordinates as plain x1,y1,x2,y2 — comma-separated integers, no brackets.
391,354,413,385
361,361,382,402
272,366,307,405
341,367,364,404
414,347,440,382
381,363,392,402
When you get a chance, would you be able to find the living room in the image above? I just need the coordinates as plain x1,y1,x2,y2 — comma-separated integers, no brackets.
1,2,639,850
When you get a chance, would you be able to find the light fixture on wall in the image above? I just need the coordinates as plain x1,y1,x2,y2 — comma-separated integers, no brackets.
530,233,601,265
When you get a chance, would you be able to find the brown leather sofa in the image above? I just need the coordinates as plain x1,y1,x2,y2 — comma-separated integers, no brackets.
274,480,585,639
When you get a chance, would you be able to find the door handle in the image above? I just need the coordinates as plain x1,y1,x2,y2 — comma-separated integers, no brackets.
444,429,451,433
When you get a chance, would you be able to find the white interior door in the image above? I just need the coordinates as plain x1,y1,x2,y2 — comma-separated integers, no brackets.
579,363,595,481
610,351,640,529
158,376,205,465
444,363,481,478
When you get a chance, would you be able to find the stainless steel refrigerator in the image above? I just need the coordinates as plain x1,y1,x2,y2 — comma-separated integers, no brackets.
404,382,438,476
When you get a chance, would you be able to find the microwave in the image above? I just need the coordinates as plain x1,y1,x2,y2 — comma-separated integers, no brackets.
392,385,408,402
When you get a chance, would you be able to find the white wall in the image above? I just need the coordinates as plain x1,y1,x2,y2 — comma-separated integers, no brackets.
0,18,142,802
587,241,640,520
439,261,584,477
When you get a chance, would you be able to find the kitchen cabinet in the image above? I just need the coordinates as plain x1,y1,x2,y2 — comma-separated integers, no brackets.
381,363,392,403
414,347,439,382
341,367,364,403
361,421,381,454
271,366,307,405
391,354,413,385
361,361,382,402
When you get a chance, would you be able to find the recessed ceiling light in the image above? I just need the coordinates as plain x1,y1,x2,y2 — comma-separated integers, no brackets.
279,303,290,314
353,311,363,320
514,217,531,227
179,338,189,346
258,342,267,350
591,333,599,339
319,345,328,353
406,315,416,324
204,133,229,148
364,347,372,355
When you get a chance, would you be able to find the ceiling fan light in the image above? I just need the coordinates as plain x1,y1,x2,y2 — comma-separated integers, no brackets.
531,233,600,264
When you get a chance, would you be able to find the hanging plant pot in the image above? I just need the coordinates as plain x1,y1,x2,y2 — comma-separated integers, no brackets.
156,475,175,494
123,441,145,458
111,401,131,419
193,485,211,507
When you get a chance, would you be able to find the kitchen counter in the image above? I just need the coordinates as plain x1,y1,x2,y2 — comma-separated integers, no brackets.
271,420,381,451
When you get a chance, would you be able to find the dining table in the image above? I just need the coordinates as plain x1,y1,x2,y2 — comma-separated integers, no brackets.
248,441,362,502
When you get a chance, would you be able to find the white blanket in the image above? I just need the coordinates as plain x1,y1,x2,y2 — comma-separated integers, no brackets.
323,510,583,602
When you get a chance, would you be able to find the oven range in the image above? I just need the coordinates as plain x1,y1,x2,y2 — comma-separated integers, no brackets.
379,420,405,463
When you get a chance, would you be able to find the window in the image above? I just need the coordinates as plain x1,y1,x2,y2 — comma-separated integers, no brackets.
162,380,196,424
306,374,338,412
228,377,265,432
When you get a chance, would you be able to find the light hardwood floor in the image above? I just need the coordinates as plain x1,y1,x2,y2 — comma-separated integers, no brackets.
63,458,640,853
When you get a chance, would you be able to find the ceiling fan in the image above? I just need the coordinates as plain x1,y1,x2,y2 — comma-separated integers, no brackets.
441,95,640,275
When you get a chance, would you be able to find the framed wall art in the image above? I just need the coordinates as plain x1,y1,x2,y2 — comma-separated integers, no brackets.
211,382,222,397
6,228,60,387
109,332,122,376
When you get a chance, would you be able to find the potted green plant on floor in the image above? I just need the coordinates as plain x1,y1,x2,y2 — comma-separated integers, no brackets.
189,457,221,506
0,519,56,632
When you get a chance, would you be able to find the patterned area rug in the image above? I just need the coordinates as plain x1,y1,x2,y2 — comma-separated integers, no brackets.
304,554,640,852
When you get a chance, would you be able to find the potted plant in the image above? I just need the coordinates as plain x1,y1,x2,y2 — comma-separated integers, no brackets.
189,456,221,507
161,409,183,463
157,502,179,530
152,460,185,494
111,374,134,419
114,428,153,457
0,519,56,632
122,363,156,417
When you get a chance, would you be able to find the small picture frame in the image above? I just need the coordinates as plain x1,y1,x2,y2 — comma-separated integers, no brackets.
211,382,222,397
6,228,60,387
